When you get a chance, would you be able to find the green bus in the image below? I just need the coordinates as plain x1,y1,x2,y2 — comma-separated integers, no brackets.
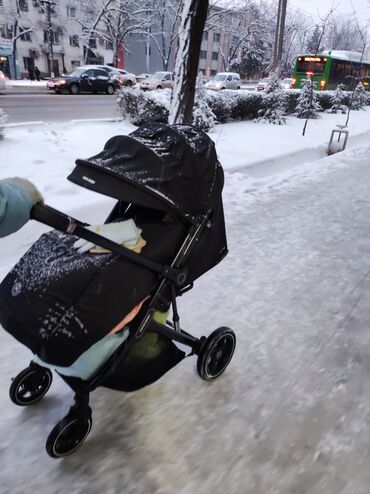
291,51,370,91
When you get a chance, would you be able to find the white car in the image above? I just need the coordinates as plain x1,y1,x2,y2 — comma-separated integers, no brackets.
115,69,136,87
255,78,271,91
0,71,7,92
139,71,173,90
280,78,293,89
205,72,241,90
256,77,293,91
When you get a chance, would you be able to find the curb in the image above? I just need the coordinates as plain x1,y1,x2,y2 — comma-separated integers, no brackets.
5,117,123,128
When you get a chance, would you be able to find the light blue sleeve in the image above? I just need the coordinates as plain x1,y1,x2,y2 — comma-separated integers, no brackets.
0,180,33,237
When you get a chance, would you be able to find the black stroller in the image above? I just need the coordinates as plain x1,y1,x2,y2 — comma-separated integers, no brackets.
0,123,236,458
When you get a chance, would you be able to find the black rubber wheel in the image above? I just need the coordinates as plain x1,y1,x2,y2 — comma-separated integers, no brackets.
9,366,53,406
197,327,236,380
156,85,162,89
106,84,115,95
69,84,79,95
125,80,133,87
46,409,92,458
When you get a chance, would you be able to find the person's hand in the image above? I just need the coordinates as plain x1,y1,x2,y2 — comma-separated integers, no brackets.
7,177,43,205
73,220,142,254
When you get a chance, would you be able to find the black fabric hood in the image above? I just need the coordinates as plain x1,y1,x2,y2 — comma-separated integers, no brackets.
69,123,224,223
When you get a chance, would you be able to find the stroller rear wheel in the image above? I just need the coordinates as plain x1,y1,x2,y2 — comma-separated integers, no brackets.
9,365,53,406
46,408,92,458
197,327,236,380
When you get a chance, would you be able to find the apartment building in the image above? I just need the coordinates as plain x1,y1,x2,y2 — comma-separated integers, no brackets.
0,0,115,78
0,0,256,79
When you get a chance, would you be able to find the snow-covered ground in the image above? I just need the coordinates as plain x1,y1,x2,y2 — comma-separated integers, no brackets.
1,113,370,493
4,79,47,87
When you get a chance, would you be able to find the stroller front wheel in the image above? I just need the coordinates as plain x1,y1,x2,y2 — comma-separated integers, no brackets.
46,409,92,458
9,366,53,406
197,327,236,381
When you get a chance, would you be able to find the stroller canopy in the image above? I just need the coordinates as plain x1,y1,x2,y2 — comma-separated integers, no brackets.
68,123,224,224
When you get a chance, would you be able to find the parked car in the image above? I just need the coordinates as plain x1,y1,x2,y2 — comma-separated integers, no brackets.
136,73,151,83
255,78,271,91
115,69,136,86
82,65,136,87
139,71,173,90
280,77,293,89
205,72,241,90
47,67,119,94
256,77,293,91
0,71,6,92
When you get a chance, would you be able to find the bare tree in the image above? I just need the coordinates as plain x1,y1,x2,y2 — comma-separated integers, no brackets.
76,0,154,66
147,0,182,70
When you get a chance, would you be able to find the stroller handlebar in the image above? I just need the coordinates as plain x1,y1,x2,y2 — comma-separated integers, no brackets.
30,203,83,232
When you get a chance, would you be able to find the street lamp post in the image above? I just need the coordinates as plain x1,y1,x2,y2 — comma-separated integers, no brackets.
39,0,56,77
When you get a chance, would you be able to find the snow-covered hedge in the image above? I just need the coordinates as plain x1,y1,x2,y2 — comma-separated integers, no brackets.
117,87,370,127
0,108,8,140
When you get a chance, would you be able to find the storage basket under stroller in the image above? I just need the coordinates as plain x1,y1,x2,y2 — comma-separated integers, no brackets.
0,122,236,458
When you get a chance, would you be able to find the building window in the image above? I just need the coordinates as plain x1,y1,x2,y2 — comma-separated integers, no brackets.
23,56,34,70
202,31,208,41
43,30,60,44
200,50,206,59
19,0,28,11
67,6,76,18
69,34,79,47
106,40,113,50
20,28,32,42
212,51,218,61
211,69,217,76
85,8,95,19
213,33,220,42
99,37,105,46
89,37,97,48
0,24,11,38
71,60,80,68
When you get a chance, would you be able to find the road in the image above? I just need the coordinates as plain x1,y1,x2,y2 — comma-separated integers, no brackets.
0,93,120,123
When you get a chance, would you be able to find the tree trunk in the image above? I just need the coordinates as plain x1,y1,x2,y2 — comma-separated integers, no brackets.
168,0,208,125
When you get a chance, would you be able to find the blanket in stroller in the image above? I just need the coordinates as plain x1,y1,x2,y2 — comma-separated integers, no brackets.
0,218,186,367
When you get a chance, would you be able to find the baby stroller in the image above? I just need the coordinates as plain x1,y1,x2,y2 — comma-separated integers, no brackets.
0,123,236,458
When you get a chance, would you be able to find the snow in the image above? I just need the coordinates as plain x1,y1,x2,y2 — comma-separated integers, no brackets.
5,79,47,88
1,111,370,492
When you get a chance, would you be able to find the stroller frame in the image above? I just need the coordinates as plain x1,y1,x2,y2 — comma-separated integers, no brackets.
8,203,236,458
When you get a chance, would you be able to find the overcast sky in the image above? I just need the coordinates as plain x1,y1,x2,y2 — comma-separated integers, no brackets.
288,0,370,21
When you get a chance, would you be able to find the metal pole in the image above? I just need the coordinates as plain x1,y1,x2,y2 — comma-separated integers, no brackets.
272,0,282,70
40,0,55,77
47,1,54,77
146,27,150,73
276,0,287,76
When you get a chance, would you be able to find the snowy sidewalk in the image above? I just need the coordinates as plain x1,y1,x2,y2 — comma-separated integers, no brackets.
1,144,370,493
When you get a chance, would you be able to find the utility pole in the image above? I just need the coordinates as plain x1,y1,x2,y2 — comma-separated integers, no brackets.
40,0,56,77
272,0,288,75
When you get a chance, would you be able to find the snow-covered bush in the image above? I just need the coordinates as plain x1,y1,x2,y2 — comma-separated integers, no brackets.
256,73,286,125
294,78,322,119
326,85,348,114
117,87,170,126
117,85,361,128
0,108,8,140
351,82,368,110
265,72,282,94
192,74,216,131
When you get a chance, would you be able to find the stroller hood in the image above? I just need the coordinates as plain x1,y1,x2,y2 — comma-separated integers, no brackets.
68,123,224,224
